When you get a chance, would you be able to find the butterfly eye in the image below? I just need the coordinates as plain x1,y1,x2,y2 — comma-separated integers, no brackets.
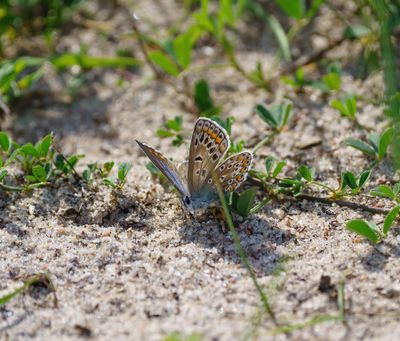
184,196,191,206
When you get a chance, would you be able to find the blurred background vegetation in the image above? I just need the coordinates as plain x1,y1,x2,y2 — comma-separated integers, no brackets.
0,0,399,168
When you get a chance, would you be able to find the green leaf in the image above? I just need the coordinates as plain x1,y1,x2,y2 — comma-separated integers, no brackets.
194,79,214,113
25,175,38,183
236,188,257,217
157,129,175,138
54,154,65,169
32,165,47,182
82,169,92,182
393,182,400,196
383,206,400,236
276,0,305,19
103,162,115,175
265,156,275,173
0,169,7,181
378,127,394,160
103,178,116,188
148,51,180,76
367,133,380,152
344,138,377,158
298,165,314,182
51,54,140,70
267,15,291,62
19,143,39,158
0,132,11,152
330,99,348,116
36,134,52,157
166,116,183,132
343,25,371,39
172,135,184,147
248,2,291,61
118,162,132,182
17,69,44,90
271,161,286,178
0,288,22,307
67,154,84,168
305,0,324,18
173,33,193,69
248,197,270,215
358,170,371,188
370,185,395,200
219,0,235,26
346,219,380,243
256,104,278,128
345,95,357,117
322,72,341,91
193,12,215,33
342,171,358,189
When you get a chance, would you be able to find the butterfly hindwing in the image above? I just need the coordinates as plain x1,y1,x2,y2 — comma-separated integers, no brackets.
136,140,189,197
187,118,230,195
213,151,253,192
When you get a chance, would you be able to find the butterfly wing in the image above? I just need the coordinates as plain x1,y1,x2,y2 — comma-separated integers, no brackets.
136,140,189,197
213,151,253,192
187,118,230,195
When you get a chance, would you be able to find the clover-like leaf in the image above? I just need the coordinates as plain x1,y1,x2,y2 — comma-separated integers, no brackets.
370,185,395,200
0,132,11,152
36,134,53,158
383,206,400,236
344,138,376,158
346,219,380,243
298,165,314,182
378,127,394,160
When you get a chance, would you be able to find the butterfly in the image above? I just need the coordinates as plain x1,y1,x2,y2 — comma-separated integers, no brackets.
136,118,253,213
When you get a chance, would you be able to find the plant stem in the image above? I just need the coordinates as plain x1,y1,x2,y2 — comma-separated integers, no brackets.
294,194,390,215
308,181,337,195
252,132,277,155
0,183,23,192
52,143,82,181
212,173,276,322
224,43,270,91
248,176,391,215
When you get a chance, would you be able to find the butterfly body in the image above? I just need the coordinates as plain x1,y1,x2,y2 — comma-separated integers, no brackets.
137,118,252,214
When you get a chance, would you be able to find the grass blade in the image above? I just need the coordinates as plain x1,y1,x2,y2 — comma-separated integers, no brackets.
212,173,275,321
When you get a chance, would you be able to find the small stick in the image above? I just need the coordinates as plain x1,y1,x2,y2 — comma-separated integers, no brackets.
248,176,391,215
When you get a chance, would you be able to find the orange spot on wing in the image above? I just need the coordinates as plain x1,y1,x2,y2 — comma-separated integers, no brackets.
215,136,222,144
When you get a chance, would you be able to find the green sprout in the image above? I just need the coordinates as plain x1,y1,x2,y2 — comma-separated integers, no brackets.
157,116,184,147
344,127,394,162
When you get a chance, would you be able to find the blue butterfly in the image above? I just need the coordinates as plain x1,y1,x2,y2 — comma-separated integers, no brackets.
137,118,252,212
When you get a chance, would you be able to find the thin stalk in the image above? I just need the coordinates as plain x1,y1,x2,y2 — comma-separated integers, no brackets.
0,183,24,192
308,181,337,195
52,144,82,181
252,132,277,155
212,173,276,322
248,176,392,215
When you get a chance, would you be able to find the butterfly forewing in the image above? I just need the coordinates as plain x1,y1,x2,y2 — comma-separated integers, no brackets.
187,118,230,195
213,151,253,192
136,140,189,197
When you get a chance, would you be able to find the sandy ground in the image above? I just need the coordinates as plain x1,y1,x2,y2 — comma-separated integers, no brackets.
1,1,400,340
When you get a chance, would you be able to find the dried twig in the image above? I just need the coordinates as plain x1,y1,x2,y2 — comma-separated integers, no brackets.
248,176,391,215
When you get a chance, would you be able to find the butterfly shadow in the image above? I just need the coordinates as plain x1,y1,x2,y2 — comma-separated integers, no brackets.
178,211,293,276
